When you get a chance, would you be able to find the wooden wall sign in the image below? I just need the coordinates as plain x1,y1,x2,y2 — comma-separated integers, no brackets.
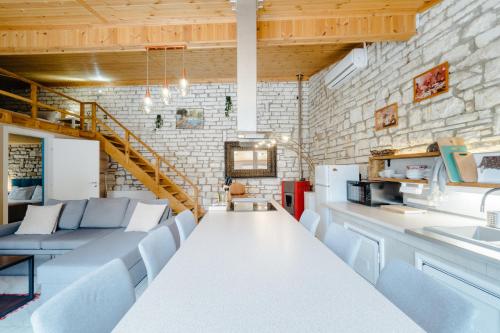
413,62,449,102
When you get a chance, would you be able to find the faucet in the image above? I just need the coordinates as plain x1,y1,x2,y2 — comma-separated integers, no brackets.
480,188,500,229
480,188,500,213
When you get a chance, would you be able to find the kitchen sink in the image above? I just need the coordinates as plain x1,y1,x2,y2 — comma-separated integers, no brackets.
424,226,500,251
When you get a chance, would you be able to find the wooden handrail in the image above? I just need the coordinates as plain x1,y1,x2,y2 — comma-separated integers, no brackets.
94,102,198,189
0,89,85,119
0,68,83,104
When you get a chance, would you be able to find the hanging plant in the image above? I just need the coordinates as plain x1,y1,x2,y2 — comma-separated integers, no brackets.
225,96,233,117
154,114,164,131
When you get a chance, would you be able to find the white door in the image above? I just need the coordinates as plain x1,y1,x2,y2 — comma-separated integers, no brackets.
315,165,330,187
49,139,99,200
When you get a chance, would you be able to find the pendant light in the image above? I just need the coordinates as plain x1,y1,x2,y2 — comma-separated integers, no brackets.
161,47,171,105
179,46,189,97
143,48,153,113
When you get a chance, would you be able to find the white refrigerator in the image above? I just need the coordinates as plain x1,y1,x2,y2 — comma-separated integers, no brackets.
315,165,359,240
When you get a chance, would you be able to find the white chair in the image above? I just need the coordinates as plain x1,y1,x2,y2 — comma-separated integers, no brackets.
138,226,177,285
376,260,477,333
175,209,197,245
323,223,362,267
31,259,135,333
299,209,320,236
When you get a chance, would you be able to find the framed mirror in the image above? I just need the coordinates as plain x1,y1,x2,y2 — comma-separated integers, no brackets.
225,141,277,178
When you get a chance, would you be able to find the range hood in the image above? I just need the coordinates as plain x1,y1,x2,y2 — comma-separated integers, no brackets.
236,0,259,137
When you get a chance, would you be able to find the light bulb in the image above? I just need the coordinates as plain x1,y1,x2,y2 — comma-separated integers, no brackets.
281,135,289,142
179,77,188,90
161,86,171,105
143,88,152,113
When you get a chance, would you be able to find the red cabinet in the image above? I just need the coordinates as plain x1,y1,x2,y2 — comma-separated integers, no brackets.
281,180,311,220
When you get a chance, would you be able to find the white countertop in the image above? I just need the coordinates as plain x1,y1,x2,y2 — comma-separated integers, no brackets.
324,202,484,234
114,201,423,333
325,202,500,263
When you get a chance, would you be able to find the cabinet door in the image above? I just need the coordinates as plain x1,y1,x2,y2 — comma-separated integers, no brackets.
416,253,500,333
345,224,384,285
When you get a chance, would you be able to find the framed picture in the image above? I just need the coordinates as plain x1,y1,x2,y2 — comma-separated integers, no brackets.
224,141,277,178
375,103,398,131
413,62,449,102
175,108,203,129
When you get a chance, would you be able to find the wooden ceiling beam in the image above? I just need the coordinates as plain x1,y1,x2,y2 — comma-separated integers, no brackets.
75,0,109,24
0,15,415,55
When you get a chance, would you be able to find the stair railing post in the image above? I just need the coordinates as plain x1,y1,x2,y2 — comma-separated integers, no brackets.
194,183,199,223
30,84,38,119
91,102,97,133
79,103,85,130
155,156,160,193
125,130,130,164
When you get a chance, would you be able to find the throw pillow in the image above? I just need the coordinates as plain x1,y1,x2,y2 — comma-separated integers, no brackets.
121,199,171,227
15,203,63,235
125,202,167,232
31,185,43,202
9,186,36,200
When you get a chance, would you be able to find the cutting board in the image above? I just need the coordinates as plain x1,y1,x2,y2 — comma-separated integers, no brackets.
437,137,467,182
380,205,427,214
452,152,478,182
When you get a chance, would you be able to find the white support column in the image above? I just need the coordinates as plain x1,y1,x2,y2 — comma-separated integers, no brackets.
236,0,257,133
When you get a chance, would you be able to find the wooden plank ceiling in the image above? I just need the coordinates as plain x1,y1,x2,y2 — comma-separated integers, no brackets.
0,0,440,85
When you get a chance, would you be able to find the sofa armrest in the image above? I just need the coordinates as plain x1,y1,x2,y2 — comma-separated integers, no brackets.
0,221,21,237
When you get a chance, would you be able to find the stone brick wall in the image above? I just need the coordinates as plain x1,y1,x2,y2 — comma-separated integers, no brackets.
8,144,43,179
39,82,309,207
308,0,500,176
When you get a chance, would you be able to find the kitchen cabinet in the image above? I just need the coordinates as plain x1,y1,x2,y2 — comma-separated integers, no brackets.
343,223,384,285
416,253,500,333
329,205,500,332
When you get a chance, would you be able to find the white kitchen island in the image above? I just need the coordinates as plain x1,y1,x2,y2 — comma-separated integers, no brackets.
114,201,423,332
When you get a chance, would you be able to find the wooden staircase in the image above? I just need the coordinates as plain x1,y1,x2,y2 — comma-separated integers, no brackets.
0,67,203,220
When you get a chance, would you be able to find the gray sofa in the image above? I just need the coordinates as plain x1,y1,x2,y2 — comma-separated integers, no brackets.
0,197,179,301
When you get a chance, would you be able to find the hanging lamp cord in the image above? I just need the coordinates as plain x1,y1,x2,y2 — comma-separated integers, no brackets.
146,48,149,89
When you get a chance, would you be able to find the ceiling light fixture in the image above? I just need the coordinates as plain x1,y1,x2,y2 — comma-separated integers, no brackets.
161,47,171,105
143,47,153,113
179,46,189,97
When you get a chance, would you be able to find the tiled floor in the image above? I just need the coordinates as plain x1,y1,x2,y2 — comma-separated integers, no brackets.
0,276,147,333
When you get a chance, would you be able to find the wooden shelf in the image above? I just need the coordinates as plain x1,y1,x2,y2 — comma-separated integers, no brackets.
446,182,500,188
370,177,429,184
371,179,500,188
370,151,440,160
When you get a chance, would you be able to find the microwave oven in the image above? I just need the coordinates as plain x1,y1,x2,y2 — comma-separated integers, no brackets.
346,181,403,206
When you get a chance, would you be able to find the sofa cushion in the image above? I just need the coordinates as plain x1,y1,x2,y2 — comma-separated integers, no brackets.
15,204,63,235
48,199,88,230
40,228,116,250
37,229,147,285
80,198,130,228
0,231,71,250
122,199,171,227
